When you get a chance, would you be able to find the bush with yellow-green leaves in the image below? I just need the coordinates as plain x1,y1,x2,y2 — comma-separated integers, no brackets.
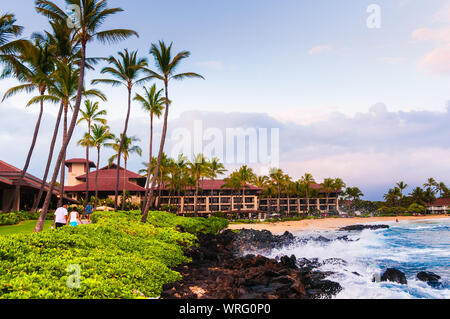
0,211,228,299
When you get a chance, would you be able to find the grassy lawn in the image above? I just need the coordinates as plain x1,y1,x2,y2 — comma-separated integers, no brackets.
0,220,53,236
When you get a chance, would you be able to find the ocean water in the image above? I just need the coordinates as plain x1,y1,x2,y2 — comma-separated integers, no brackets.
267,218,450,299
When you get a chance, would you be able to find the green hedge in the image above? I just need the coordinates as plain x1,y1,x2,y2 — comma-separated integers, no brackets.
0,211,54,226
0,211,228,299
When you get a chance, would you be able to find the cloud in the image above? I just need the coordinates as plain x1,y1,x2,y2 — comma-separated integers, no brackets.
2,103,450,201
419,47,450,75
378,57,406,65
195,61,224,70
412,27,450,43
308,45,332,55
433,4,450,23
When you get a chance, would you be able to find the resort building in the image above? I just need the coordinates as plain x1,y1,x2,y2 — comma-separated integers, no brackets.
64,159,147,204
426,198,450,215
63,158,341,216
0,160,70,211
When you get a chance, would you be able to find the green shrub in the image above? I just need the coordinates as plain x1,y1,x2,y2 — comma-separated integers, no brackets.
0,211,54,226
0,211,228,299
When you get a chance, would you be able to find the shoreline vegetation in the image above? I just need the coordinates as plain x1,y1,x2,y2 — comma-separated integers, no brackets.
228,215,450,234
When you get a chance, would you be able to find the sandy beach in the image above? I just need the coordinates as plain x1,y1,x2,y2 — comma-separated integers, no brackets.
228,215,450,234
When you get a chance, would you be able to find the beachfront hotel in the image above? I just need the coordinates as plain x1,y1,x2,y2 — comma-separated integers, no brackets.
0,160,75,211
63,159,341,216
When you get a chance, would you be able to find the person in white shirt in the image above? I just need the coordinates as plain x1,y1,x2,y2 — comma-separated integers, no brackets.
54,205,68,229
69,210,82,227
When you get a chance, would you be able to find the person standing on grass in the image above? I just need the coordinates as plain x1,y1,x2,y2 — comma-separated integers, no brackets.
85,202,93,224
68,208,82,227
54,205,68,229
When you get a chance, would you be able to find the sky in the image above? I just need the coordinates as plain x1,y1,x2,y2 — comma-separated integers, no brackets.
1,0,450,200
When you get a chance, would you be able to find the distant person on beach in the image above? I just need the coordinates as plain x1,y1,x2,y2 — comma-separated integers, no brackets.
54,205,68,229
85,203,93,223
68,209,82,227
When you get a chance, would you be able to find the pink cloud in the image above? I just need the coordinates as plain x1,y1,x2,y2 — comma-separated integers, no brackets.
420,47,450,75
412,27,450,43
308,45,332,55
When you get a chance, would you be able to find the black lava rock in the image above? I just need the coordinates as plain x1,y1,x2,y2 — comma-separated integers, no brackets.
381,268,407,285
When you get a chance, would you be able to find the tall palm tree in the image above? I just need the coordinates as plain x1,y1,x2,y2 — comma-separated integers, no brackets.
300,173,316,214
269,168,290,214
141,41,204,222
187,154,210,216
2,38,54,212
0,13,23,55
321,178,335,210
84,124,114,210
76,100,107,206
29,62,106,210
35,0,138,232
134,84,165,210
107,135,142,211
437,182,448,197
396,181,408,198
92,49,148,211
237,165,256,213
207,157,227,180
424,178,438,191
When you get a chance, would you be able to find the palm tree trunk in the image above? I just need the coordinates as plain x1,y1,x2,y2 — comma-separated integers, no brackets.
157,171,163,210
115,86,132,211
94,146,100,211
142,80,169,222
35,43,87,232
121,159,127,211
58,102,68,207
7,90,45,212
142,113,154,211
30,101,63,213
84,122,91,210
194,178,199,217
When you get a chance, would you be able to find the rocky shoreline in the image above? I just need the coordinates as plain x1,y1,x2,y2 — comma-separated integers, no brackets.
161,229,342,299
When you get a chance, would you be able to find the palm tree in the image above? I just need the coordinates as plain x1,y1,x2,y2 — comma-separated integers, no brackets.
141,41,204,223
437,182,448,197
187,154,210,216
321,178,335,211
76,100,107,206
344,187,364,201
92,49,148,211
396,181,408,198
207,157,227,180
269,168,290,214
134,84,165,210
237,165,256,213
107,135,142,211
2,38,54,212
35,0,138,232
84,124,114,210
424,178,438,191
30,61,106,210
300,173,316,214
0,13,23,55
222,172,242,214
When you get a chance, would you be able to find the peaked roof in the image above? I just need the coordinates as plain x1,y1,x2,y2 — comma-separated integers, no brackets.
65,179,146,192
65,158,96,168
0,160,76,202
75,165,144,181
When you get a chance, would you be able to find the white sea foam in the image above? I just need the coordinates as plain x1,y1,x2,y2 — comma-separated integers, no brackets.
264,220,450,299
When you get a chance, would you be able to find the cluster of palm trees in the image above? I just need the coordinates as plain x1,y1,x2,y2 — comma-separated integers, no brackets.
0,1,203,231
383,178,448,207
139,153,226,216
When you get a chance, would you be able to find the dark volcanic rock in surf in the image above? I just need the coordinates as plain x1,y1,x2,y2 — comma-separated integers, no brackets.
416,271,441,283
232,229,295,254
339,224,389,231
161,230,342,299
381,268,408,285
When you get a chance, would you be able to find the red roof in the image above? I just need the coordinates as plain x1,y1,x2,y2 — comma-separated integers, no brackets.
75,166,144,181
65,179,146,192
427,198,450,207
0,160,76,202
65,158,96,168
